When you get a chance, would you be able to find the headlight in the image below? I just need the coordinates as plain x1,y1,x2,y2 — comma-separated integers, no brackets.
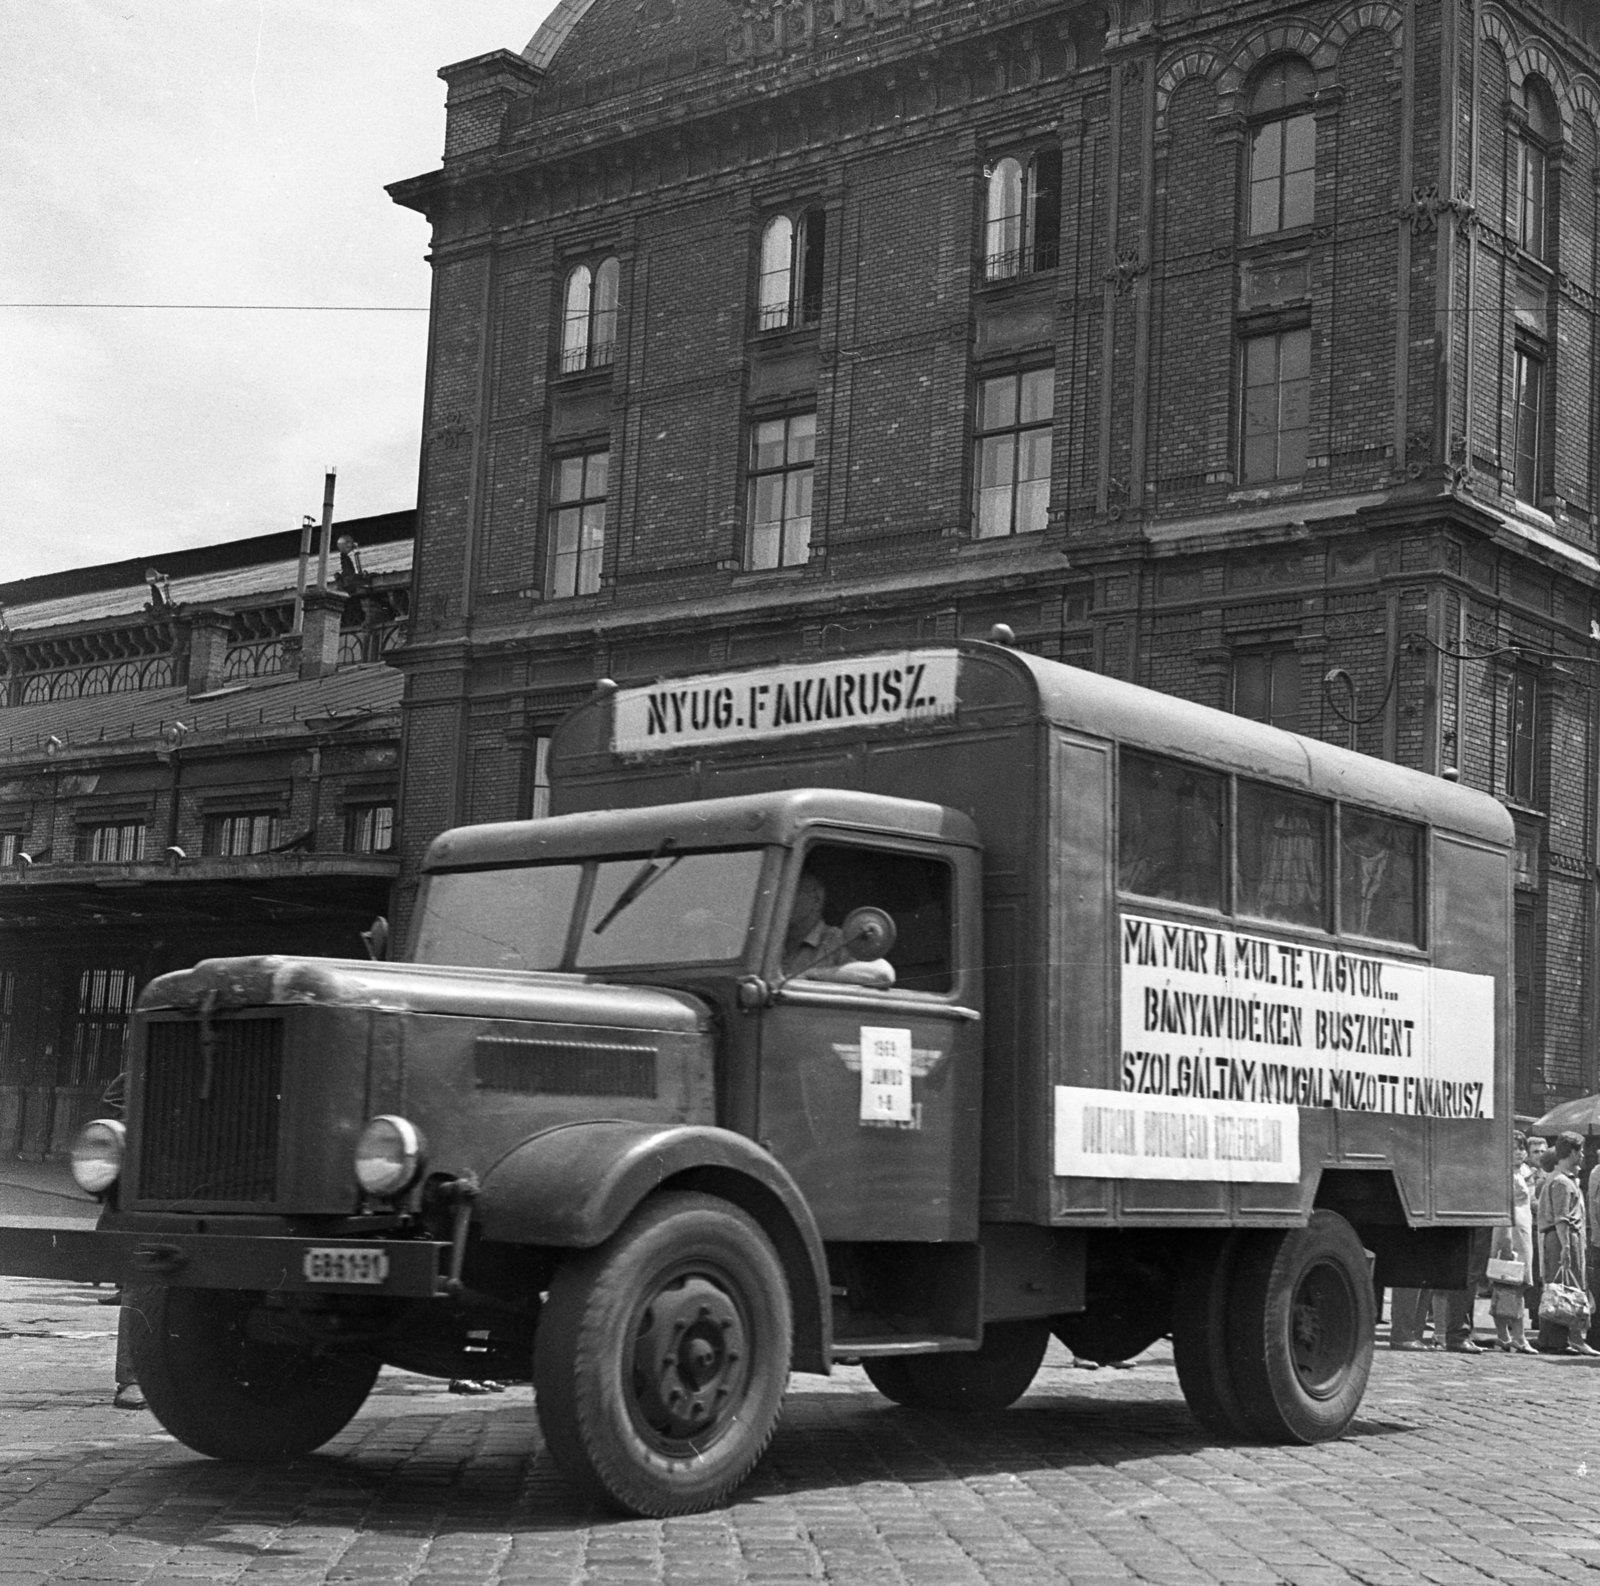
354,1114,424,1197
71,1118,126,1195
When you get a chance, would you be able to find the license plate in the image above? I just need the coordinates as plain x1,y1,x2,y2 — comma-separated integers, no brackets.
302,1247,390,1285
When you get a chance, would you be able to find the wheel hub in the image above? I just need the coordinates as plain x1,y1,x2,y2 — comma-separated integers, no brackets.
1290,1262,1356,1398
631,1274,748,1441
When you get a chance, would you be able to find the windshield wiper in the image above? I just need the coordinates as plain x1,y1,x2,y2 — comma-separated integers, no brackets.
590,839,681,936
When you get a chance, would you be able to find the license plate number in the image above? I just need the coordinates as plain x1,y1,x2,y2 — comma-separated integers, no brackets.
303,1247,390,1285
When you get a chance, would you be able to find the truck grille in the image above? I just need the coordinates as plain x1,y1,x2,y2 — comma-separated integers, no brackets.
138,1017,283,1202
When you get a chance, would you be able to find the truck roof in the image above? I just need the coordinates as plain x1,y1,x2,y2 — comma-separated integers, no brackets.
422,788,981,872
997,646,1513,847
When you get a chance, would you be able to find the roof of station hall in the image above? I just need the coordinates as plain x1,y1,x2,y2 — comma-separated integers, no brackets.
523,0,730,85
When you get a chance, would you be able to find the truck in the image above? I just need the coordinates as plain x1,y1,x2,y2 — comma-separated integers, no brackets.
0,641,1512,1517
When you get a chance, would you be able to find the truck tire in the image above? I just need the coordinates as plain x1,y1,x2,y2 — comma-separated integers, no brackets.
1171,1231,1250,1437
129,1286,379,1461
1225,1211,1374,1444
533,1190,791,1517
862,1318,1049,1410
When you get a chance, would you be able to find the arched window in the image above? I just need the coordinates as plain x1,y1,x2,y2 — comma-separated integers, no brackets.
757,207,827,331
1518,76,1559,261
1246,58,1316,236
560,256,620,374
983,149,1061,281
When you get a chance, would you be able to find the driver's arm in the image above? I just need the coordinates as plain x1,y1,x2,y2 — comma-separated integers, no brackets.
803,958,895,988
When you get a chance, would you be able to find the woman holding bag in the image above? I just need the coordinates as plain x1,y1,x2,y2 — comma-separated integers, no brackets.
1537,1131,1600,1356
1490,1131,1537,1353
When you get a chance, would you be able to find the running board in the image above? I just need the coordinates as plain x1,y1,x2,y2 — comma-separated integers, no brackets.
832,1334,978,1359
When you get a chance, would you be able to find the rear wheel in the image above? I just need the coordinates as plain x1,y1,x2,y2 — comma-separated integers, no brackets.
533,1192,791,1517
1225,1211,1374,1443
128,1286,378,1461
862,1318,1049,1411
1171,1232,1250,1437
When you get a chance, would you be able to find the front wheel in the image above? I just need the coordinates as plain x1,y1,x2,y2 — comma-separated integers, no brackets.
1225,1211,1374,1443
863,1318,1049,1411
533,1191,792,1517
128,1286,379,1461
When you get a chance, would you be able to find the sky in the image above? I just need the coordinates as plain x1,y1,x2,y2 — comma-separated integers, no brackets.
3,1,558,584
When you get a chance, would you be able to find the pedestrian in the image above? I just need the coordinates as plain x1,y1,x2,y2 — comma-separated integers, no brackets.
1389,1287,1442,1350
1438,1225,1491,1353
1588,1134,1600,1348
1522,1132,1546,1322
99,1068,146,1410
1489,1130,1537,1354
1536,1131,1600,1356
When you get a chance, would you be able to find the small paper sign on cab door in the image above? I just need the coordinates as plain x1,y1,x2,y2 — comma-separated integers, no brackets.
859,1026,913,1122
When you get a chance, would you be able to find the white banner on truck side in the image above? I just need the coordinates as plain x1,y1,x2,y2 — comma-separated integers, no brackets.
1117,913,1496,1120
1054,1086,1301,1182
611,650,960,754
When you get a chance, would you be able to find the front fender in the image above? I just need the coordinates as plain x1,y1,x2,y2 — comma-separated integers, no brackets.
477,1120,831,1372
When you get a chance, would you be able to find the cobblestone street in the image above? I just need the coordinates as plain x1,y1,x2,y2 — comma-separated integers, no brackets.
1,1269,1598,1586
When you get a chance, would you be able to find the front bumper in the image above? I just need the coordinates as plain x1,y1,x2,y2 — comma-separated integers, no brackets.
0,1226,450,1296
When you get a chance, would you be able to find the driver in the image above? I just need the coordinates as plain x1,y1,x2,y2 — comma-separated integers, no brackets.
782,873,895,988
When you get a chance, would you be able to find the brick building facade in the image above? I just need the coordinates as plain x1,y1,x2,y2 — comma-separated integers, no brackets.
0,513,412,1157
389,0,1600,1117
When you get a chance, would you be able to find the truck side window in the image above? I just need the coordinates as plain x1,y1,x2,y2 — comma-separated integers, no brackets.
798,843,954,994
1118,751,1225,909
1238,781,1328,929
1340,808,1421,946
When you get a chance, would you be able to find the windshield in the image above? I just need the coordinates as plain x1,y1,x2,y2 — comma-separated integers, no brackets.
413,849,765,971
414,865,583,971
576,850,764,968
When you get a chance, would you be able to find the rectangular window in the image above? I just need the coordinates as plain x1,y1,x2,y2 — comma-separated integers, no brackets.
345,803,396,855
547,449,608,599
1506,666,1539,805
1339,809,1420,945
1231,650,1301,731
0,968,13,1071
1514,896,1536,1112
983,150,1061,281
757,208,826,331
1118,751,1226,911
0,833,17,866
78,821,146,862
1513,346,1543,503
973,368,1053,537
1518,139,1547,260
528,734,552,820
1248,112,1315,234
746,412,815,569
68,967,136,1090
1241,327,1310,483
1237,781,1327,929
206,812,278,857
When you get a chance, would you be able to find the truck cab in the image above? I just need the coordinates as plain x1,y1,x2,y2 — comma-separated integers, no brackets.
409,791,984,1247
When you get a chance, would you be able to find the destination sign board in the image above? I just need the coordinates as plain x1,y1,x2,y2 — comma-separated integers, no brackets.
612,650,960,754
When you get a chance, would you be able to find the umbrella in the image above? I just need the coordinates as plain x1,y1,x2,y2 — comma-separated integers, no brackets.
1531,1094,1600,1136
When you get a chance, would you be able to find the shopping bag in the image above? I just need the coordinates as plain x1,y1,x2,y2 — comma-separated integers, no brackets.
1486,1256,1526,1286
1490,1283,1525,1320
1540,1265,1591,1329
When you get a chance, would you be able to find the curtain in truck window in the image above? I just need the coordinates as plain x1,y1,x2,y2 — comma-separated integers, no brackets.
1118,751,1225,910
